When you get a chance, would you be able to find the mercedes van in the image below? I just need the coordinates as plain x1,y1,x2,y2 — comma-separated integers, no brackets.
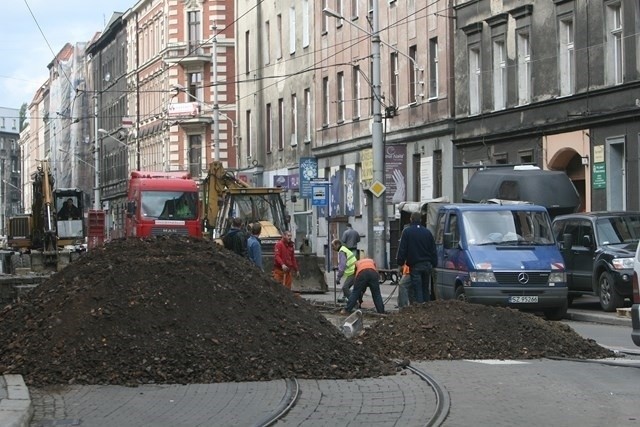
434,203,568,320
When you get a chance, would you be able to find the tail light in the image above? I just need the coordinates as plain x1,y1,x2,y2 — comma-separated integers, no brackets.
633,271,640,304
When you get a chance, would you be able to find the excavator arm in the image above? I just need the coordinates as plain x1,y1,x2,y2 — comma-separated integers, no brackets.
202,160,251,233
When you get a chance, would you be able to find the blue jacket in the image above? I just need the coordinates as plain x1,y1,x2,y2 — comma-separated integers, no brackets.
396,222,437,268
247,235,263,271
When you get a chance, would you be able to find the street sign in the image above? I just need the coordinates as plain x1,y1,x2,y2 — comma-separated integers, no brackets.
369,180,386,198
312,185,328,206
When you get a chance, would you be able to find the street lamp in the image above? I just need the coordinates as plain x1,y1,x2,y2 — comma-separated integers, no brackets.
323,5,386,268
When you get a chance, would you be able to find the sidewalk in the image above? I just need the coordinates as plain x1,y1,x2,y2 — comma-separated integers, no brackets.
0,375,32,427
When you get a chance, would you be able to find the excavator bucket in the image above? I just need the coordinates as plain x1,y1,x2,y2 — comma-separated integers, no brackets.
262,252,327,294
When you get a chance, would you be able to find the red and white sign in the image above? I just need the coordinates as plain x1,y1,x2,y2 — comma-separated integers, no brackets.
167,102,201,118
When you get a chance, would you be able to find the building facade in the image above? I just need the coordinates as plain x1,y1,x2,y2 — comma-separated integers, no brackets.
453,0,640,212
0,107,21,233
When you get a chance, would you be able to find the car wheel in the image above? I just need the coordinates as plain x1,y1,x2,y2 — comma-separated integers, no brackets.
544,301,568,321
454,286,467,302
599,271,623,312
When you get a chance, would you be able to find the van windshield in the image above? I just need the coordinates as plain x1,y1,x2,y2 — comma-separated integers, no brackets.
141,191,198,220
463,210,554,246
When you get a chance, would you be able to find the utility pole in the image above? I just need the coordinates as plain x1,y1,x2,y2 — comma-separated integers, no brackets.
371,1,386,268
212,23,220,161
93,92,100,210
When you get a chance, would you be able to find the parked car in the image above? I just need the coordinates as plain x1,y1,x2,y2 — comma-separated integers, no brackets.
434,203,568,321
632,243,640,346
552,212,640,312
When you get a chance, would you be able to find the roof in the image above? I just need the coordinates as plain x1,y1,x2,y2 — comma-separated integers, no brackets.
554,211,640,220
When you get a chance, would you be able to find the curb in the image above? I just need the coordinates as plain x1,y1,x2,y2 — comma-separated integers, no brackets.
0,375,32,427
565,310,632,327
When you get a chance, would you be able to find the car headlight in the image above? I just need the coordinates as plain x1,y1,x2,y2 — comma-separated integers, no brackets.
612,257,634,270
548,271,566,283
469,271,496,283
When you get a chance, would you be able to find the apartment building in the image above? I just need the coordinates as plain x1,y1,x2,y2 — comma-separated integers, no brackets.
0,107,21,233
314,0,456,264
236,0,316,245
453,0,640,212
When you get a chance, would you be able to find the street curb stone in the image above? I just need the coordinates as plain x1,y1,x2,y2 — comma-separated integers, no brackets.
0,375,32,427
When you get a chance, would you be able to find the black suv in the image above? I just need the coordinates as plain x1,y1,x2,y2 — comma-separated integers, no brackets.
552,212,640,311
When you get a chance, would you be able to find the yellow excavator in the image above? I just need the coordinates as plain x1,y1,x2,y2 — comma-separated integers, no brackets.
202,161,326,293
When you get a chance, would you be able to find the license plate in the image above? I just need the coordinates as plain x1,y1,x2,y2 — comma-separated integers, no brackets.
509,296,538,303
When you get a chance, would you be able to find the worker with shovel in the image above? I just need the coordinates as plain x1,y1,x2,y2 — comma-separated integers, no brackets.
331,239,357,303
273,231,300,290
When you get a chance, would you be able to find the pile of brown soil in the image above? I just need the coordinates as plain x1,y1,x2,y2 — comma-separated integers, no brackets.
0,237,614,387
0,236,396,387
360,302,615,360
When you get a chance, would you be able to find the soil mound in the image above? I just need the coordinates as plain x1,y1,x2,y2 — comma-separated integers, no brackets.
0,236,395,387
360,301,615,360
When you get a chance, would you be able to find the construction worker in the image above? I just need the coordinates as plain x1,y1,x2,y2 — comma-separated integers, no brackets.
331,239,357,303
341,257,385,315
273,231,299,290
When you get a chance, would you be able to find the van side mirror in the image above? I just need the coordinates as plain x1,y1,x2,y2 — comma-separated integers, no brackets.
562,233,573,251
443,232,452,249
581,234,592,248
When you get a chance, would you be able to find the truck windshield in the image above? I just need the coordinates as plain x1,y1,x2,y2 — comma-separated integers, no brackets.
141,191,198,220
463,210,554,246
596,215,640,245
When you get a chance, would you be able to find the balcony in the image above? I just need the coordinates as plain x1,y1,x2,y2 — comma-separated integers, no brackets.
164,41,211,67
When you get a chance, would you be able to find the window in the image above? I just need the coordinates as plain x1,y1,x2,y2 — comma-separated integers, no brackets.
244,31,250,75
266,103,273,152
278,98,285,150
494,153,508,164
409,45,417,103
302,0,310,48
187,11,201,49
188,135,202,178
337,71,345,122
188,72,203,101
289,7,296,55
336,0,343,27
559,18,575,96
291,94,298,146
429,38,439,99
322,77,330,126
469,47,481,114
369,59,374,115
493,39,506,110
352,65,361,119
351,0,358,19
276,14,283,59
304,88,311,141
245,110,252,159
605,2,623,85
390,52,399,106
264,21,270,65
517,31,531,105
519,149,534,164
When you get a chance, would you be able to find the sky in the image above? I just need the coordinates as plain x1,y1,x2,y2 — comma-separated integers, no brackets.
0,0,134,111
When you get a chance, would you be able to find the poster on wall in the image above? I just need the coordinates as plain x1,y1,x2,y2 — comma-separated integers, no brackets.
345,168,356,216
299,157,318,198
420,156,433,200
385,144,407,204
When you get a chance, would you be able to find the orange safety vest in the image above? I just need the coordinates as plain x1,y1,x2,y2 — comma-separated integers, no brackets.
355,258,376,277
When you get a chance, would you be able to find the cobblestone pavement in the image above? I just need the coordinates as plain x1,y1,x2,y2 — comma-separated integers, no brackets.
29,370,437,427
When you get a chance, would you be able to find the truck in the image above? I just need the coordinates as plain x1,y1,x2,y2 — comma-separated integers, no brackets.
202,161,326,293
7,160,86,271
121,171,202,238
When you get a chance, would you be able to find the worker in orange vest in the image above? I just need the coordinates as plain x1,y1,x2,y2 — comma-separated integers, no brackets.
340,258,385,315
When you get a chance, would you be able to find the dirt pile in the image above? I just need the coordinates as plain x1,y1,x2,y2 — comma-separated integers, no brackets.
360,302,615,360
0,236,396,387
0,237,615,387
